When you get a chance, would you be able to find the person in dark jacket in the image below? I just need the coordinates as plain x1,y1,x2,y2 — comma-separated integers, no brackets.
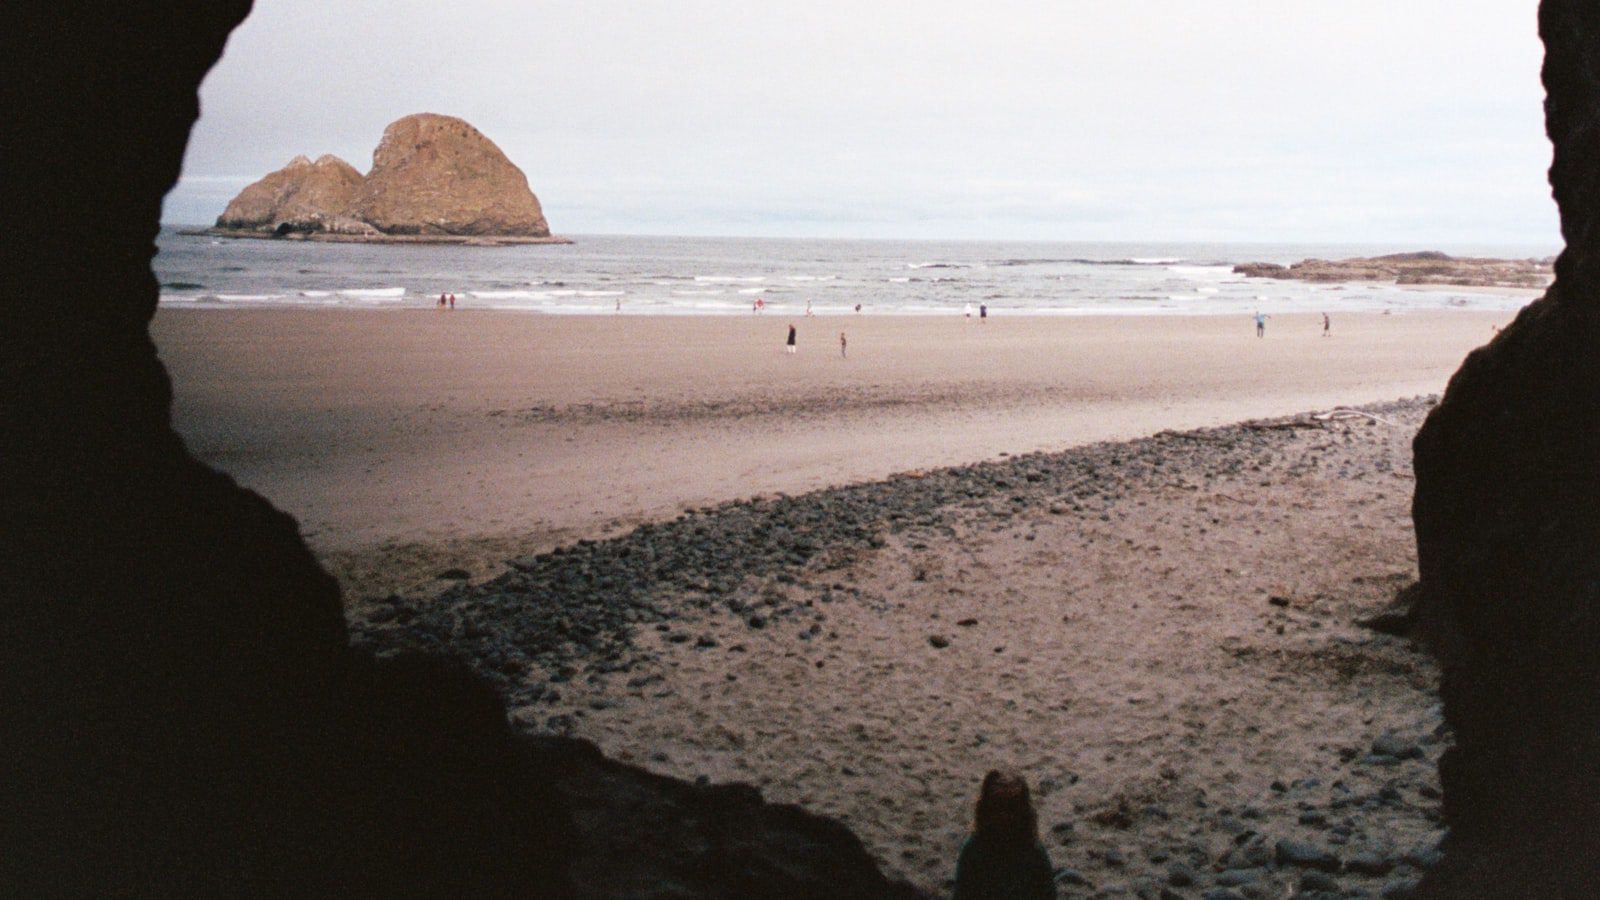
953,770,1056,900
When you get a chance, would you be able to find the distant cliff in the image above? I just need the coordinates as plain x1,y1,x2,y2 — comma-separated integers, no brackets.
1234,251,1552,289
208,113,566,245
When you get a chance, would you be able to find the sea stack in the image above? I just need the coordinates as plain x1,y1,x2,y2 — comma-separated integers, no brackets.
345,113,550,237
210,113,561,243
214,153,365,233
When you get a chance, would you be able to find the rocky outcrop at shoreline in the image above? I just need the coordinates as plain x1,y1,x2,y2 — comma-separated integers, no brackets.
214,153,365,233
345,113,551,237
1234,252,1552,289
208,112,563,243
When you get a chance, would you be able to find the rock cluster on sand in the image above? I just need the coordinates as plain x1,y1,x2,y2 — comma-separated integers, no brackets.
1233,251,1551,289
212,113,557,241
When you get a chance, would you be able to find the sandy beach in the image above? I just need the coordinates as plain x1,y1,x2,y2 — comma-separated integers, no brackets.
154,308,1506,597
150,307,1510,895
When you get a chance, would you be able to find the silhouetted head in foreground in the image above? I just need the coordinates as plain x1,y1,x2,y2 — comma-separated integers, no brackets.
974,770,1038,845
954,770,1056,900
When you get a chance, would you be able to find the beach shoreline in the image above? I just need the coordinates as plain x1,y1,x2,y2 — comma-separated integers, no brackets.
154,307,1510,599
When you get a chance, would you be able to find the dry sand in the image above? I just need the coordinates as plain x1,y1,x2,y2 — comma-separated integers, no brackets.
153,308,1502,896
154,308,1506,598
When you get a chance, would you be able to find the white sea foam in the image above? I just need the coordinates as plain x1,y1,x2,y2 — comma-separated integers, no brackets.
338,287,405,298
471,290,546,300
156,229,1548,317
1167,265,1232,278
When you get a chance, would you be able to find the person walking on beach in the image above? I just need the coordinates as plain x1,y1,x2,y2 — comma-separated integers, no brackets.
1254,310,1268,338
438,292,447,310
448,292,456,310
953,770,1056,900
840,331,847,358
786,323,797,354
964,303,974,322
1322,312,1330,336
806,299,814,317
980,303,988,323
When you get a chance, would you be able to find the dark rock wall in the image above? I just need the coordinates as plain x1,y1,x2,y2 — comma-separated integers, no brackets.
1412,1,1600,895
3,3,570,895
2,4,920,897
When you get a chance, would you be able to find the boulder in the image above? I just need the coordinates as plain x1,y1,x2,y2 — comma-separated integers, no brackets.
343,113,550,236
215,153,363,231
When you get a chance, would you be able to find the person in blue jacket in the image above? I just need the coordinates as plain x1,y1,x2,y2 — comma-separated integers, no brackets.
953,770,1057,899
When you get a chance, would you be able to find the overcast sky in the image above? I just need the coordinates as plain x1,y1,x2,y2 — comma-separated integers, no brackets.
166,0,1558,246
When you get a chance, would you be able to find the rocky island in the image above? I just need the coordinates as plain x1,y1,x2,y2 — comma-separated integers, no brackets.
202,113,570,245
1234,251,1552,289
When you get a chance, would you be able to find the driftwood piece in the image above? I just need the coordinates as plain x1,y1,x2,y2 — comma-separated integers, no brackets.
1243,420,1324,432
1312,407,1403,427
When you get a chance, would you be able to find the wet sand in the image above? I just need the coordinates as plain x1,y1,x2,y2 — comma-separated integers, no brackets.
154,307,1506,598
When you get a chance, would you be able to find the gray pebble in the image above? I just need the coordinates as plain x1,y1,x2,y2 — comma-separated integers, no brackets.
1167,861,1197,887
1054,868,1091,887
1275,839,1341,872
1380,878,1419,899
1403,842,1442,870
1348,850,1394,876
1371,730,1422,760
1299,871,1340,892
1215,868,1261,887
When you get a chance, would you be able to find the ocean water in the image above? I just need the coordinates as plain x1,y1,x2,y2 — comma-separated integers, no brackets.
154,229,1553,316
